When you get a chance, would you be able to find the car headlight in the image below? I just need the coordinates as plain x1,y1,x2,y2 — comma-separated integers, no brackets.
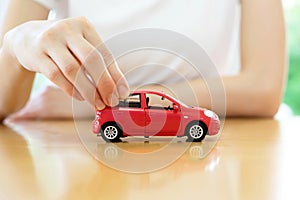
204,110,218,120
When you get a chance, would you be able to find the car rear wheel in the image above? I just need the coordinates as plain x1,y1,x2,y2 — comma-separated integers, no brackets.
101,122,122,142
185,121,208,142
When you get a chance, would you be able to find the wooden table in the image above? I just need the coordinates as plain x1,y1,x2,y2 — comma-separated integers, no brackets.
0,117,300,200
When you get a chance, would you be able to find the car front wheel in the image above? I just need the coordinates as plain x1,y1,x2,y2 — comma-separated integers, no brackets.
185,121,208,142
101,122,122,142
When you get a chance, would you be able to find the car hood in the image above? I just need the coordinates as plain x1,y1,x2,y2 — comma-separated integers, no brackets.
181,106,206,116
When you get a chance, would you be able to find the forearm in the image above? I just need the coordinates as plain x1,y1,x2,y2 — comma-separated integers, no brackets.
139,71,285,118
0,0,49,120
0,46,35,120
221,75,283,117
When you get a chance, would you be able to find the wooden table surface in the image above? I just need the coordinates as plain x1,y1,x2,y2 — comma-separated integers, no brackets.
1,117,300,200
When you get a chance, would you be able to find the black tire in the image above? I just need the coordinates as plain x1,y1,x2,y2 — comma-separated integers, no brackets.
101,122,122,142
185,121,208,142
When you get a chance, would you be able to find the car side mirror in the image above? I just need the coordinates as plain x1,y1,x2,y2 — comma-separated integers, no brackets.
173,104,180,112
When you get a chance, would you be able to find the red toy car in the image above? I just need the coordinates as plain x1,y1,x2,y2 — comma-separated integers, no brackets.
93,90,220,142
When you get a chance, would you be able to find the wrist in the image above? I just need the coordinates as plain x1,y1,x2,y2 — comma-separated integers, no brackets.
1,33,30,74
2,30,18,60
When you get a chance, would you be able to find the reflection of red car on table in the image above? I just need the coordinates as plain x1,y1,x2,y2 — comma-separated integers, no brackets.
93,90,220,142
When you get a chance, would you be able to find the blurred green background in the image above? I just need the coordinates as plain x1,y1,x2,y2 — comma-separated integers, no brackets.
283,0,300,115
0,0,299,115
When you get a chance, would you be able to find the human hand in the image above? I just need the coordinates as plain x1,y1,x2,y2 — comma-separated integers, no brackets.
3,16,129,109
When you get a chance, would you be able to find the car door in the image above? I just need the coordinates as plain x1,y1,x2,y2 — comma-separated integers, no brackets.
145,93,181,135
114,93,146,135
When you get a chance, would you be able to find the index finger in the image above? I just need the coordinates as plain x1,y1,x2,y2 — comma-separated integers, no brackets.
81,21,130,99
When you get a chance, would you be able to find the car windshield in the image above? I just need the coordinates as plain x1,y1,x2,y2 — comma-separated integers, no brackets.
170,96,192,108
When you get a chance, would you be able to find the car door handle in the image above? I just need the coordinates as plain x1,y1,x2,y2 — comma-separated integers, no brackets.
115,111,123,115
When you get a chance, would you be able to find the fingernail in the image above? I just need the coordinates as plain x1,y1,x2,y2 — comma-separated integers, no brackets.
105,92,119,107
96,99,105,110
118,85,130,99
107,92,119,107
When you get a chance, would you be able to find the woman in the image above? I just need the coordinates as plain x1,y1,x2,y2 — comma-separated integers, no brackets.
0,0,286,121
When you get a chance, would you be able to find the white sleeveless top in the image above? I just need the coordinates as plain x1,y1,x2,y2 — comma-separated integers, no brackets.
33,0,241,87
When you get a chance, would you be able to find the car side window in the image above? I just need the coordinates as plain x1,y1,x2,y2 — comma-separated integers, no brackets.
146,94,174,110
118,94,141,108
